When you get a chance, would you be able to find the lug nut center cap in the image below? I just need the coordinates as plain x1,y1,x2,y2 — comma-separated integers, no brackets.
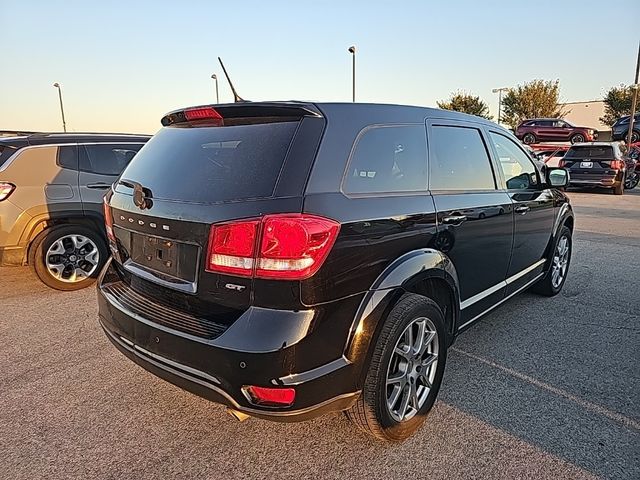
69,255,77,262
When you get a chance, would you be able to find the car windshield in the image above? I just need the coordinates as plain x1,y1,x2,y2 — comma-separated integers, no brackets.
565,146,614,159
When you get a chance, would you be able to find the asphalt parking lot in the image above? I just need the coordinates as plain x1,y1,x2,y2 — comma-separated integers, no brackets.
1,189,639,480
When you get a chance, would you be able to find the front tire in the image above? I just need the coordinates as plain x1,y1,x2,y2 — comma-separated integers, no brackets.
346,294,448,441
30,225,108,291
532,226,571,296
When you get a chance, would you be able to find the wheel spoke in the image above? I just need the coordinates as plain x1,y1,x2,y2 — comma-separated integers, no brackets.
49,241,65,255
422,353,437,369
387,384,403,409
84,250,99,266
409,381,419,410
418,330,436,357
386,369,405,387
394,345,411,360
413,320,426,356
398,384,411,419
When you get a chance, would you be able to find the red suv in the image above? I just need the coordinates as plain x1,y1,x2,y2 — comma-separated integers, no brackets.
516,118,597,145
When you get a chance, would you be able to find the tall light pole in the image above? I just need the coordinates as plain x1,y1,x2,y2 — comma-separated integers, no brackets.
348,46,356,102
53,82,67,132
626,41,640,147
211,74,219,104
492,87,508,125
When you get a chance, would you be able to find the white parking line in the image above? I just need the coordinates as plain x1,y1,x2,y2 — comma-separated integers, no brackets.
452,347,640,432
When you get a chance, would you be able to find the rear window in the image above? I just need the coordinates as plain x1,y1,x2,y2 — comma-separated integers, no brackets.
117,122,298,203
565,146,614,159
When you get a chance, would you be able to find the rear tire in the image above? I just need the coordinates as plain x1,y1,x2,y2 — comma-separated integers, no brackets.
570,134,585,144
532,226,571,297
346,293,448,441
522,133,536,145
30,225,108,291
613,182,624,195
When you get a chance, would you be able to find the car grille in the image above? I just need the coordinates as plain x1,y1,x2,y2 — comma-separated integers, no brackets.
102,281,228,340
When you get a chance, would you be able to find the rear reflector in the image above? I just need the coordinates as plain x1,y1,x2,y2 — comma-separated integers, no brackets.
206,214,340,280
244,386,296,407
0,182,15,201
103,198,115,242
184,107,223,124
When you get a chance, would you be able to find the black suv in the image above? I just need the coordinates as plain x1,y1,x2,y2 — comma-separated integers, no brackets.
98,103,573,441
0,133,150,289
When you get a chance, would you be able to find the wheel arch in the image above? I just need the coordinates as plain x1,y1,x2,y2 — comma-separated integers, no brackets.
22,211,106,264
344,249,461,383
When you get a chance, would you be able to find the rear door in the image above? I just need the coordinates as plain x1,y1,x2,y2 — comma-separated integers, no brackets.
487,130,554,294
537,120,557,141
79,143,144,215
427,120,513,328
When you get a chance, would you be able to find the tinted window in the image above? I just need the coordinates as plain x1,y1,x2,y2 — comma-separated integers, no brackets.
0,145,19,169
80,144,143,175
57,146,78,170
565,145,614,159
118,122,298,203
343,125,427,194
430,126,495,191
490,132,538,190
539,120,554,127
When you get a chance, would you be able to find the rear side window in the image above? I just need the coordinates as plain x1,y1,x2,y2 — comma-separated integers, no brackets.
80,144,143,175
57,145,78,170
430,125,495,191
117,123,298,203
565,146,614,159
343,125,427,194
0,145,20,169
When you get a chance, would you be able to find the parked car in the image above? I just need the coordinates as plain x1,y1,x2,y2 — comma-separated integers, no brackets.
612,113,640,143
515,118,597,144
560,142,631,194
0,132,150,289
529,145,570,168
98,102,573,441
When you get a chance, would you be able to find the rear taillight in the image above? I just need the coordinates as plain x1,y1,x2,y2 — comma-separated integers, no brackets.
610,160,624,170
0,182,15,201
244,386,296,407
103,198,115,242
206,214,340,280
207,219,259,277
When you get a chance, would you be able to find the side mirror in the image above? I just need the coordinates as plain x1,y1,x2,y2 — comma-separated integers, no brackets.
547,168,569,187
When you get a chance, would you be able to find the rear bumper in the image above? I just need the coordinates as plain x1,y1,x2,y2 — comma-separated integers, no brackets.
0,245,26,266
569,171,623,188
97,258,364,421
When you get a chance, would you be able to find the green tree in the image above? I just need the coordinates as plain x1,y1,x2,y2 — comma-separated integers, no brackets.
600,84,633,126
501,80,568,128
437,92,493,120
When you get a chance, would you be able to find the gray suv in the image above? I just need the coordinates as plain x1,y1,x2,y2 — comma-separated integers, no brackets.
0,133,150,290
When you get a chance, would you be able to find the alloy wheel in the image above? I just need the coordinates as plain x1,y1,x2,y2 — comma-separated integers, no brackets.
551,235,570,288
386,317,439,422
45,234,100,283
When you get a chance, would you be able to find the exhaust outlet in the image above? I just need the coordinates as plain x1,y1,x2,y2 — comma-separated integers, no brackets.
227,408,250,422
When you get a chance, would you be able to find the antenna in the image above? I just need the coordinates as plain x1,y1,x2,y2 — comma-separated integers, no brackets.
218,57,246,103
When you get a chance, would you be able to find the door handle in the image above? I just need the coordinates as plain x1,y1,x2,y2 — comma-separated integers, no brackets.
442,215,468,225
515,205,531,215
86,183,111,189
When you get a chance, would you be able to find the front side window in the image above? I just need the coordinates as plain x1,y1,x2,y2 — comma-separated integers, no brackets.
80,144,143,176
343,125,427,194
429,125,496,191
489,132,539,190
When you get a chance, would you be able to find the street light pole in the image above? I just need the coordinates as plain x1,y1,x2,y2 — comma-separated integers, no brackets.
53,82,67,132
211,74,219,104
626,41,640,147
492,87,508,125
348,46,356,102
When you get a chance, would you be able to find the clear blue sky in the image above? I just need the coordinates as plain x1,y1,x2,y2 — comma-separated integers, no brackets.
1,0,638,134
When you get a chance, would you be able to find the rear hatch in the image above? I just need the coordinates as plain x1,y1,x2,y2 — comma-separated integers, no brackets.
562,145,619,177
105,103,326,336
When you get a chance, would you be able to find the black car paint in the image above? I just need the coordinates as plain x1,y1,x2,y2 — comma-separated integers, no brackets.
98,102,573,421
